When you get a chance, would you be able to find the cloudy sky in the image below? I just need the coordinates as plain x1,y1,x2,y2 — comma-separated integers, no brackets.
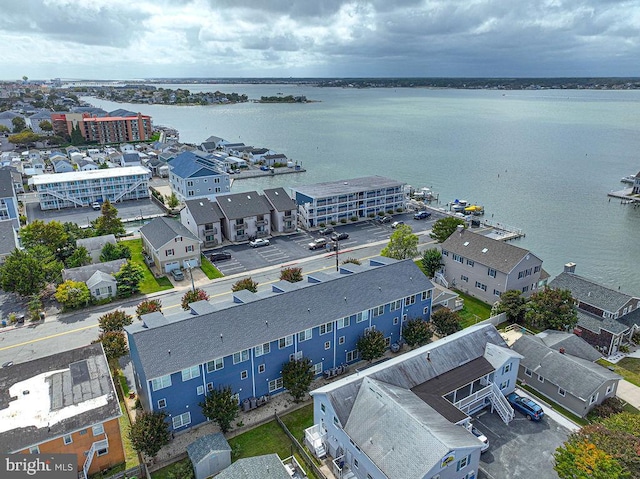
2,0,639,80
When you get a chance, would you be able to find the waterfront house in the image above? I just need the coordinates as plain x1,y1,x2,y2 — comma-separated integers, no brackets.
633,171,640,195
306,323,520,479
124,258,434,433
263,188,297,234
512,334,620,417
291,176,406,229
139,216,201,274
76,234,117,263
181,198,224,248
548,263,640,355
0,343,125,479
0,220,19,263
262,153,288,167
168,151,231,201
62,259,126,300
440,226,546,304
215,190,272,242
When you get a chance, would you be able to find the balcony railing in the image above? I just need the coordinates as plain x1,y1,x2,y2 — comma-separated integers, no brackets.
233,222,247,230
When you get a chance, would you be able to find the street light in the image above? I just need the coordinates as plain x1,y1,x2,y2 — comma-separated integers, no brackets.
188,264,195,292
335,239,339,271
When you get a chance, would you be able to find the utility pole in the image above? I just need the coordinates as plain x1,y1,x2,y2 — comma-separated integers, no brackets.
335,240,339,271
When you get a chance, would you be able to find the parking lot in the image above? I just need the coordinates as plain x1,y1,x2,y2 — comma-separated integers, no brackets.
206,210,447,275
475,409,571,479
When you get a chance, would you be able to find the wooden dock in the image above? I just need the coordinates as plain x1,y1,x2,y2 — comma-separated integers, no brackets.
607,187,640,203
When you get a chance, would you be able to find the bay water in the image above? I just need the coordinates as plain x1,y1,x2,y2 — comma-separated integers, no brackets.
84,85,640,293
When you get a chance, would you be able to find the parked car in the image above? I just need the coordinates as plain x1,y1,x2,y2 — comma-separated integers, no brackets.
470,426,489,453
170,269,185,281
249,238,270,248
331,232,349,241
91,201,101,210
318,226,335,235
391,221,405,228
506,392,545,421
376,215,392,224
414,210,432,220
309,238,328,250
210,250,232,262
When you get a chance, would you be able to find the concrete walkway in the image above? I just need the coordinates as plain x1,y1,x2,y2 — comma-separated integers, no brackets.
616,379,640,409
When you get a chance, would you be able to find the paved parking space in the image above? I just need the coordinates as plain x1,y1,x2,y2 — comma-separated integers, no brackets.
474,409,571,479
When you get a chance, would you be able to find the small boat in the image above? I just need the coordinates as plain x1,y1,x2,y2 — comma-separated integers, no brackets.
621,174,637,184
464,205,485,215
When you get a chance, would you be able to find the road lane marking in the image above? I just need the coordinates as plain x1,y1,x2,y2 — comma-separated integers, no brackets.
0,323,99,351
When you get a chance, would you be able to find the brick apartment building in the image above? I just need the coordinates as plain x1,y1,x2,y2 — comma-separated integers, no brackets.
52,112,153,144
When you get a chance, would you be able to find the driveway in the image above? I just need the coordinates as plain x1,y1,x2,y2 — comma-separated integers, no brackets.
475,409,571,479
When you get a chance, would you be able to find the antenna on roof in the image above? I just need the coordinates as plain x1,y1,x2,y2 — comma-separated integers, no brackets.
168,349,171,355
265,320,268,327
220,334,223,342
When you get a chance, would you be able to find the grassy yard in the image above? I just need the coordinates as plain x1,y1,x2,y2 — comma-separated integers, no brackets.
452,289,493,328
200,254,224,280
150,458,190,479
597,357,640,388
118,400,140,469
121,239,173,294
280,404,314,443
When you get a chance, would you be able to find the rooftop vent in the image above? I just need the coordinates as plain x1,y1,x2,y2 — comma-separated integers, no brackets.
463,241,469,246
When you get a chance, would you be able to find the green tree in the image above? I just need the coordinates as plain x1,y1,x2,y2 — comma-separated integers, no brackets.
0,248,46,296
181,288,210,310
98,309,133,333
554,438,629,479
232,277,258,293
129,411,171,459
114,260,145,298
402,318,433,348
65,246,91,268
430,217,466,243
70,124,84,145
99,242,131,262
525,287,578,331
356,329,386,362
92,200,125,236
38,120,53,132
11,116,26,133
601,411,640,438
93,331,128,365
0,125,9,134
136,299,162,320
380,224,419,260
421,248,443,277
431,308,462,337
8,130,39,146
280,266,303,282
342,258,361,265
282,357,314,402
496,290,527,324
166,461,195,479
199,385,239,434
29,245,64,284
167,193,179,208
64,221,94,241
20,219,69,253
55,280,90,309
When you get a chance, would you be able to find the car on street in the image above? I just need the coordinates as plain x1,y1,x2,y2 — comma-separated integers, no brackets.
318,226,335,235
91,201,101,210
331,232,349,241
170,269,185,281
414,210,432,220
507,392,545,421
309,238,328,250
249,238,270,248
391,220,405,228
210,250,232,262
470,425,489,453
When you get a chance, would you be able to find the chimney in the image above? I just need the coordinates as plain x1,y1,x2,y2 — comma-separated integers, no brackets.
457,224,464,235
559,348,565,354
564,262,576,274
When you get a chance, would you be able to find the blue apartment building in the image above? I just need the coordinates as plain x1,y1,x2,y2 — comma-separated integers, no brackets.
168,151,231,201
125,258,434,432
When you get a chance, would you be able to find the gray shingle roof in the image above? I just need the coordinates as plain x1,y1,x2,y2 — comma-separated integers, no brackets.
263,188,296,212
186,432,230,464
62,259,126,283
0,343,121,453
0,220,18,256
184,199,223,225
549,271,635,314
0,170,15,198
512,335,620,401
535,330,602,361
215,191,271,220
76,234,116,252
345,377,481,479
139,217,200,250
126,259,433,380
576,310,629,335
214,454,289,479
441,228,540,274
291,176,405,198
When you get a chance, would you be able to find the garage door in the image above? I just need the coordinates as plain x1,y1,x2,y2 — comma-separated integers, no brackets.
183,258,199,268
165,261,180,273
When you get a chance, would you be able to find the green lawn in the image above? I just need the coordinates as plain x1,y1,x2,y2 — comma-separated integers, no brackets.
120,239,173,294
118,400,140,469
452,289,493,328
280,404,314,443
200,254,224,280
150,458,190,479
597,357,640,388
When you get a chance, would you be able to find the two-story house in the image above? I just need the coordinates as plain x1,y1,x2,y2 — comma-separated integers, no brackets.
124,258,434,433
181,199,224,248
440,226,546,304
139,217,201,273
549,263,640,355
168,151,230,201
263,188,297,234
512,334,620,417
215,191,272,242
305,323,521,479
0,343,125,479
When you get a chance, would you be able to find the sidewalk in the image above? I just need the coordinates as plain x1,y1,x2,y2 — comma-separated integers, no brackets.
616,379,640,409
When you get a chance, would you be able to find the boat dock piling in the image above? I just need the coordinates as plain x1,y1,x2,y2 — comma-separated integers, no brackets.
481,219,526,241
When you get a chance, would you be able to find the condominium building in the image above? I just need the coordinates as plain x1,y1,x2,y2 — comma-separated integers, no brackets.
31,166,150,210
291,176,406,229
51,112,153,144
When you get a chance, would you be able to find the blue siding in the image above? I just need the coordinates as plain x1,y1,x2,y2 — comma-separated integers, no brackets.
141,294,433,431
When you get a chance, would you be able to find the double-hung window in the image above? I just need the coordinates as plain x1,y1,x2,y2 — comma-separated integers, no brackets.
254,342,270,357
298,328,313,342
279,335,294,349
151,375,171,391
233,349,249,364
319,322,333,335
206,358,224,372
337,317,350,329
181,365,200,381
372,305,384,317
